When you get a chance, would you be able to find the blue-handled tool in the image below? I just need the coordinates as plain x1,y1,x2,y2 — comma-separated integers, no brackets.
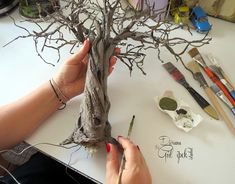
209,65,235,100
211,84,235,117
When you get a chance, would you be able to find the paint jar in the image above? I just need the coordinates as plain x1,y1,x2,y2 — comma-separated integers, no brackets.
19,0,60,19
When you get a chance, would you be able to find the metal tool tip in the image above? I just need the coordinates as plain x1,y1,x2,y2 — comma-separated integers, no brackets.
210,84,220,93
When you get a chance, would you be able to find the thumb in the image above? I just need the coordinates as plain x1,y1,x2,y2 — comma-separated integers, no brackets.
67,39,90,65
106,144,119,182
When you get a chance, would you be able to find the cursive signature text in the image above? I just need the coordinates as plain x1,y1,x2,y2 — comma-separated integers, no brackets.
155,136,193,163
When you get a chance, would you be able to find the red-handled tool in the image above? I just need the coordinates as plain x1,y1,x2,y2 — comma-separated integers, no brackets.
203,67,235,107
188,48,235,108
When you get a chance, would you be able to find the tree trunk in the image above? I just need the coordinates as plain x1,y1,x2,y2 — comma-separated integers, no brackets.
61,39,115,148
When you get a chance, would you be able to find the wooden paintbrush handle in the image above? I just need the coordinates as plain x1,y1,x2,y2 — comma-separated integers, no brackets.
204,67,235,107
221,70,235,90
117,155,125,184
205,87,235,134
221,79,235,100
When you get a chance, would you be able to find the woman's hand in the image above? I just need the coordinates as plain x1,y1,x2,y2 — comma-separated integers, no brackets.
106,136,152,184
53,40,117,101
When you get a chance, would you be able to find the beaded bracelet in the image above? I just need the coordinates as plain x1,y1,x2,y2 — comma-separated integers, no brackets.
49,79,68,110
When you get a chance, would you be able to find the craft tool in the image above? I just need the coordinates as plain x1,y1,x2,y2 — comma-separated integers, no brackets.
163,62,218,120
211,84,235,117
117,115,135,184
207,54,235,90
187,61,235,133
209,65,235,100
188,48,235,108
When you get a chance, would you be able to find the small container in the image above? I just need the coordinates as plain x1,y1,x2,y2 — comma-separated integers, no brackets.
19,0,60,19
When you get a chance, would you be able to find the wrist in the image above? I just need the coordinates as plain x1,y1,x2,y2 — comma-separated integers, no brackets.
49,79,69,109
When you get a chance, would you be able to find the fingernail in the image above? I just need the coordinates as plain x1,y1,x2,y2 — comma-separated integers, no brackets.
112,59,116,65
106,143,111,153
137,145,140,151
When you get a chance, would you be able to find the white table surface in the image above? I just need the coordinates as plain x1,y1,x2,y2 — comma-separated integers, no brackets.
1,10,235,184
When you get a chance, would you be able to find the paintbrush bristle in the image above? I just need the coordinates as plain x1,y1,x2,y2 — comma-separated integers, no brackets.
163,62,185,82
188,48,200,58
187,61,201,74
210,84,220,94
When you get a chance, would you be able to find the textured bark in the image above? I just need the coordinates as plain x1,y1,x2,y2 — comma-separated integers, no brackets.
6,0,211,150
61,39,116,148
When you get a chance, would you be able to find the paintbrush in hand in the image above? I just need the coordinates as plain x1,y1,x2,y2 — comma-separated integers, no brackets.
163,62,218,120
117,115,135,184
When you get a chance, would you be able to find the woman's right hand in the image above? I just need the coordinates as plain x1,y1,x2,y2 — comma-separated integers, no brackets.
105,136,152,184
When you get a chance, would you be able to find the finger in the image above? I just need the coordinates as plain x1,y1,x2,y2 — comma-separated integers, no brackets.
66,40,90,65
106,144,119,179
109,67,114,74
110,56,117,67
81,55,89,65
108,56,117,74
117,136,141,163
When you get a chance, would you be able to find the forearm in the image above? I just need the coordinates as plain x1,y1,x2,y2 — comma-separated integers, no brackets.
0,82,62,150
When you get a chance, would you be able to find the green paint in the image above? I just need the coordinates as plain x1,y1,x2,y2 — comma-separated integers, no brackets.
159,97,177,111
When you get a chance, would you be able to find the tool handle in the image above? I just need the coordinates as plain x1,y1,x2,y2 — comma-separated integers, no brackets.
186,86,210,109
221,79,235,100
232,108,235,116
204,67,235,107
221,79,233,91
230,91,235,100
205,88,235,133
117,155,126,184
220,70,235,90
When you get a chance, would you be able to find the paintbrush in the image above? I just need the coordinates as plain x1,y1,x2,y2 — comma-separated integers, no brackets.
209,65,235,100
188,48,235,108
207,54,235,90
163,62,218,120
211,84,235,117
117,115,135,184
187,61,235,134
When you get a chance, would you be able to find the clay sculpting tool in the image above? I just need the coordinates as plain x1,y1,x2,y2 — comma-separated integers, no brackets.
163,62,218,120
117,115,135,184
188,48,235,108
211,84,235,117
187,61,235,133
207,54,235,90
209,65,235,100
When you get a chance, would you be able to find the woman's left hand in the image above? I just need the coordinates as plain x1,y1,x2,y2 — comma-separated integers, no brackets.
53,40,117,101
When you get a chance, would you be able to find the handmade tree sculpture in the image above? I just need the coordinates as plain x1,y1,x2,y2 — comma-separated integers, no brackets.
7,0,211,150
